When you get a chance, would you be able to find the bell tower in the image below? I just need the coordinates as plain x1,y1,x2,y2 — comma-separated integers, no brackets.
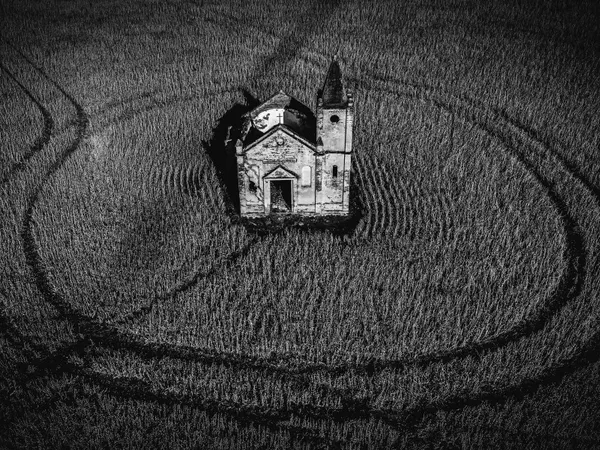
315,57,353,215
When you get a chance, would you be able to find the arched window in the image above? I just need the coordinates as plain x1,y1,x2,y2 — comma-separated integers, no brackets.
332,165,338,179
301,166,312,187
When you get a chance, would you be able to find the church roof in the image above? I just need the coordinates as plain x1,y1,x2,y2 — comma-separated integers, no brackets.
243,91,316,146
248,90,313,120
321,60,346,107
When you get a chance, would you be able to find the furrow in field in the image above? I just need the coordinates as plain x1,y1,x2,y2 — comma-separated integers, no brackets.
404,182,416,240
184,164,193,195
0,62,54,185
398,177,410,239
156,163,207,197
408,182,423,241
384,170,402,239
374,155,394,235
436,187,454,243
405,181,422,242
361,151,387,237
351,149,376,238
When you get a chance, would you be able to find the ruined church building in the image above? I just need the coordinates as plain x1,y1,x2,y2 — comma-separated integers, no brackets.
235,59,353,216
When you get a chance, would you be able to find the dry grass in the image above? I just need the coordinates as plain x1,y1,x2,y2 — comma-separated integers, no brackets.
1,0,599,448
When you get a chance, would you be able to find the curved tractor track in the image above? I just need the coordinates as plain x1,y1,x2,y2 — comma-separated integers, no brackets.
335,73,588,374
90,69,594,432
4,21,600,450
71,65,589,382
3,41,350,447
17,66,597,446
0,62,54,186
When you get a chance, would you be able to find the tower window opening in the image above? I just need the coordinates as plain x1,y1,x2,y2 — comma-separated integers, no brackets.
330,114,340,123
249,180,257,192
332,165,338,178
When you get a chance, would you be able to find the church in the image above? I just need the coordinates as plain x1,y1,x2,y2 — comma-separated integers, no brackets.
234,59,353,217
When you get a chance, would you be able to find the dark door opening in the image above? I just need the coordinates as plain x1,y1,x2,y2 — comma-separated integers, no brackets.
270,180,292,213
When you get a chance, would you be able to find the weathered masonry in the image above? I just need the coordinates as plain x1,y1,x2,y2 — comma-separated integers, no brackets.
233,59,353,216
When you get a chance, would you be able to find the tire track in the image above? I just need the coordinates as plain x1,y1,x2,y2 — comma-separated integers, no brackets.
12,96,589,450
407,181,424,241
77,368,347,449
77,71,589,384
0,62,54,185
9,45,336,450
114,236,260,326
56,71,598,444
18,50,586,382
390,326,600,439
9,9,600,447
8,1,355,443
53,323,600,444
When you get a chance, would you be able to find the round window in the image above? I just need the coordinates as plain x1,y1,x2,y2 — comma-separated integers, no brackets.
330,115,340,123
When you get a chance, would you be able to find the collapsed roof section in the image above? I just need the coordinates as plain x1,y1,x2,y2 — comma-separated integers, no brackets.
241,90,316,146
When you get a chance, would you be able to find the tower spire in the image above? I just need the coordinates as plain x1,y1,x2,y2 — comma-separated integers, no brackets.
321,57,346,107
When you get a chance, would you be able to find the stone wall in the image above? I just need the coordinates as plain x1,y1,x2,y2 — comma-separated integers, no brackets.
240,128,317,216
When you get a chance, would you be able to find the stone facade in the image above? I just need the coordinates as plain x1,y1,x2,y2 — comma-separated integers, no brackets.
234,60,353,217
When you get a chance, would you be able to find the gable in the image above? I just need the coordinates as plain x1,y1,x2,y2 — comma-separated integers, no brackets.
243,125,316,156
263,165,298,179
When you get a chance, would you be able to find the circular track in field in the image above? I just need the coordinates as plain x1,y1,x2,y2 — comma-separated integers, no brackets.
9,25,599,448
31,67,576,378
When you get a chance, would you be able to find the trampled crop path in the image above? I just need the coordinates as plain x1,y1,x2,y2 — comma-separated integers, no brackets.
2,1,599,447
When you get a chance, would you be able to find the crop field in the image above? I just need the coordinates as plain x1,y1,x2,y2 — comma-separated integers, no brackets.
1,0,600,448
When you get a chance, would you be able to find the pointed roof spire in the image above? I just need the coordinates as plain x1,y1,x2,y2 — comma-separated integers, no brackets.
321,56,346,107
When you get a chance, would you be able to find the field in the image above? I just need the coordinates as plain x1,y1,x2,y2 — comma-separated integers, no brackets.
1,0,600,448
